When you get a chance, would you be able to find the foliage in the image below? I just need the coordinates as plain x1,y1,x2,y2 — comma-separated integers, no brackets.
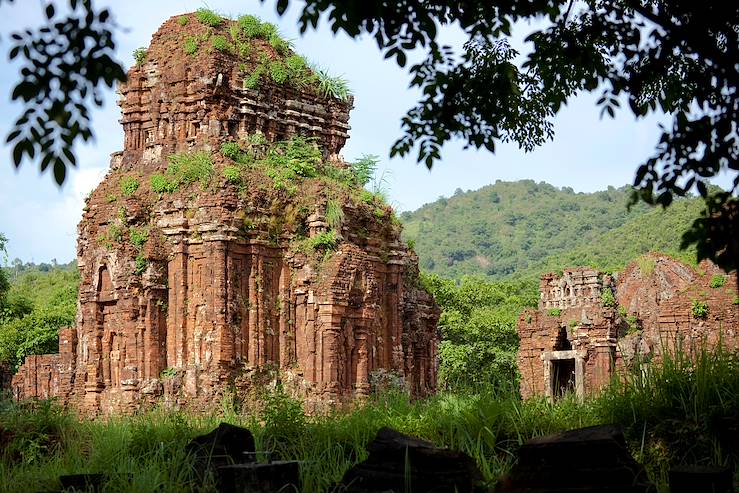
128,227,148,249
5,0,126,185
183,36,198,55
308,230,339,251
177,15,189,26
220,142,242,160
547,308,561,317
211,35,230,53
401,180,703,280
312,66,351,101
422,273,536,392
0,261,78,368
150,152,214,194
223,165,241,184
709,275,726,289
636,256,656,278
600,287,616,308
134,254,147,276
195,8,223,27
132,47,147,66
350,154,379,187
691,300,709,319
325,199,344,230
626,315,640,334
119,176,139,197
237,14,275,39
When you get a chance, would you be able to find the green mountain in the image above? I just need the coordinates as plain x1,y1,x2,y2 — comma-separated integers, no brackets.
401,180,703,280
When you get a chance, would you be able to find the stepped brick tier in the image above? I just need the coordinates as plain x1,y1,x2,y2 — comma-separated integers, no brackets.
518,253,739,399
11,13,440,414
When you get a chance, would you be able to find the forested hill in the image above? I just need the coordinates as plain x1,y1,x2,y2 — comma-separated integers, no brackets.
400,180,703,280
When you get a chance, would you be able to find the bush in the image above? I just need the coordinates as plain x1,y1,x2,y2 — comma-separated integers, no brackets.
134,254,147,275
601,287,616,307
120,176,139,196
691,299,709,319
183,36,198,55
237,14,266,38
132,47,147,66
325,199,344,230
150,174,174,194
709,275,726,288
128,227,148,249
269,60,289,84
195,8,222,27
165,151,214,189
313,66,351,101
177,15,189,26
223,166,241,184
308,230,339,251
220,142,242,160
211,35,230,52
547,308,561,317
350,154,379,186
243,66,264,89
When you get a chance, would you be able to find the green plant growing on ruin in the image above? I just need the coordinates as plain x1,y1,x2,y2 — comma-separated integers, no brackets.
636,256,656,277
626,315,641,334
195,8,223,27
220,142,242,160
211,35,230,53
150,174,174,195
120,176,139,197
159,367,177,379
243,65,265,89
350,154,379,186
691,300,709,319
617,306,628,318
269,60,289,84
134,254,147,275
129,227,148,249
177,15,189,26
223,166,241,184
325,199,344,230
237,14,270,38
308,230,339,251
132,47,147,66
568,319,578,328
733,296,739,305
162,151,214,191
709,275,726,288
547,308,561,317
105,194,117,204
312,66,351,101
183,36,199,55
406,238,416,251
601,287,616,307
264,136,321,178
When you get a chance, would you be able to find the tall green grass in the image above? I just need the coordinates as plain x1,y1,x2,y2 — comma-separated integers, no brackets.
0,345,736,492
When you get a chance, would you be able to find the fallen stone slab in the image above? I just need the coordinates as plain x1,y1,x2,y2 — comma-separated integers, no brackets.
338,426,483,492
496,424,653,493
218,460,301,493
669,465,733,493
186,423,256,483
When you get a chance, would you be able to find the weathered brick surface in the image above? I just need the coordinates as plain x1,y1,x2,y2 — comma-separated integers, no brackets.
518,254,738,399
12,14,439,415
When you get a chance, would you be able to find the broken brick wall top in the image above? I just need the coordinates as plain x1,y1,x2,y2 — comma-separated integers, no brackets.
119,13,352,161
11,12,440,415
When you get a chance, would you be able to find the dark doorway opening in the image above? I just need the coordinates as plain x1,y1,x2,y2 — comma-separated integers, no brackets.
553,358,575,398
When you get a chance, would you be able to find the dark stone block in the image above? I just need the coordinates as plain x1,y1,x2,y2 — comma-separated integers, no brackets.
186,423,256,484
669,465,733,493
218,460,301,493
59,473,104,492
338,426,483,492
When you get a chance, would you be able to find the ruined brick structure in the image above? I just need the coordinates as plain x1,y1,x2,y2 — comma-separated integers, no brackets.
518,254,738,399
11,13,439,414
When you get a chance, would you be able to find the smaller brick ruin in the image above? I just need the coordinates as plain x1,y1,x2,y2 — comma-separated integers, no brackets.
518,253,739,399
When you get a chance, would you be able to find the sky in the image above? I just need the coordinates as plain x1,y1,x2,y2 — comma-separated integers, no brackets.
0,1,687,263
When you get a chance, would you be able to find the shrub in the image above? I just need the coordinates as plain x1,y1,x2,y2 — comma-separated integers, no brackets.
547,308,561,317
269,60,289,84
406,238,416,251
129,227,148,249
350,154,379,186
313,66,351,101
636,255,656,277
184,36,199,55
150,174,174,194
165,151,214,189
265,137,321,178
709,275,726,288
105,194,117,203
177,15,189,26
195,8,222,27
601,287,616,307
220,142,242,160
223,166,241,184
120,176,139,197
243,66,264,89
237,14,265,38
626,315,641,333
134,254,147,275
308,230,339,251
211,35,230,52
691,299,709,319
269,33,291,55
132,47,147,66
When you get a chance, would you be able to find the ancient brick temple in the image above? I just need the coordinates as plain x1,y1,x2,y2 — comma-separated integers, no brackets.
11,13,439,414
518,254,739,399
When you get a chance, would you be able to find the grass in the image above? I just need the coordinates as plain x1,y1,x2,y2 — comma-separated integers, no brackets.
150,152,214,194
1,345,737,492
